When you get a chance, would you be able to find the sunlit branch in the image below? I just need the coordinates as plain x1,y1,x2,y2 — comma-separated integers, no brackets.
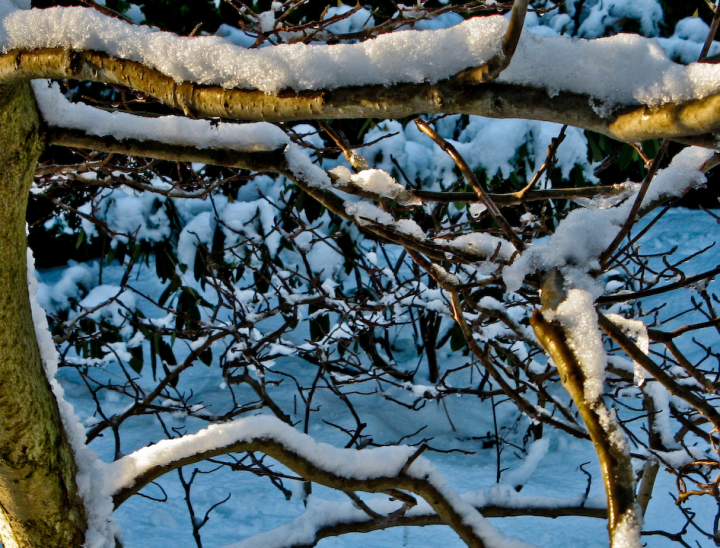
531,271,638,544
4,49,720,143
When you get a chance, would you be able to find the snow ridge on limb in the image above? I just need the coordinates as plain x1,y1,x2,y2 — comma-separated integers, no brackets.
27,248,120,548
4,2,720,107
106,415,536,548
221,488,605,548
31,80,289,152
530,272,641,548
1,3,505,93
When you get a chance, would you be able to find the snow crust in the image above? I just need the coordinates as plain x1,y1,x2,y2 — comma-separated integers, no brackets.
501,438,550,489
499,30,720,107
345,201,426,240
0,2,719,106
605,314,648,386
610,507,642,548
550,289,607,403
446,232,516,262
347,168,422,206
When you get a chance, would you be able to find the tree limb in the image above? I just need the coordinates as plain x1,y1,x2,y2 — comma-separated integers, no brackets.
530,270,639,546
230,498,605,548
109,416,499,548
4,48,720,143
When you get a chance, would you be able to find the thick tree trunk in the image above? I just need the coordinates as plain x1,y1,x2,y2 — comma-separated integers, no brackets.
0,82,87,547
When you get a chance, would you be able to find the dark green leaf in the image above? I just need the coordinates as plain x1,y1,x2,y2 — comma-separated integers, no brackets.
129,346,144,374
450,323,467,352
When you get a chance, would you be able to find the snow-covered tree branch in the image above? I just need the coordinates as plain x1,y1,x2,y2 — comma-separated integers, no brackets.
4,5,720,143
3,0,720,547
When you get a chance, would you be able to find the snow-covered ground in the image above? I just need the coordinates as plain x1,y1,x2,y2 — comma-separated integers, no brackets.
33,204,719,548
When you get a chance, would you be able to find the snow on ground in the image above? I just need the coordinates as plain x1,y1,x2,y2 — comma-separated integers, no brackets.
32,204,719,548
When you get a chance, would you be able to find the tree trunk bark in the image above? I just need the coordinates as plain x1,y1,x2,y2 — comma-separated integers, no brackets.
0,81,87,548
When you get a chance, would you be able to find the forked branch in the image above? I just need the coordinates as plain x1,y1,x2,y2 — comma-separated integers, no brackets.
109,416,491,548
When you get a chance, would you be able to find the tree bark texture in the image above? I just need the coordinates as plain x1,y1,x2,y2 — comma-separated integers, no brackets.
0,81,87,548
3,48,720,146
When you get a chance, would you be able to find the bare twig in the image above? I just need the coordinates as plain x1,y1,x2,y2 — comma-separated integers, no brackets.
414,118,523,250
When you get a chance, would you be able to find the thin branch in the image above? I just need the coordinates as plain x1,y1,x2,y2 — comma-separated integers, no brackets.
455,0,529,83
78,0,135,24
599,140,669,267
414,118,523,250
700,0,720,62
598,312,720,432
649,317,720,341
517,125,566,198
414,182,634,206
597,264,720,304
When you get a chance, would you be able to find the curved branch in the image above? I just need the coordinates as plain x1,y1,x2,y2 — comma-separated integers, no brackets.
530,276,639,546
4,48,720,143
227,495,605,548
108,416,514,548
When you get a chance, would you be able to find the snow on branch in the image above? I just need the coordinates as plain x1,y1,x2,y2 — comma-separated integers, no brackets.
220,490,605,548
3,3,720,141
105,414,536,548
2,3,504,93
2,2,720,106
530,273,640,548
503,147,718,294
32,81,289,152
